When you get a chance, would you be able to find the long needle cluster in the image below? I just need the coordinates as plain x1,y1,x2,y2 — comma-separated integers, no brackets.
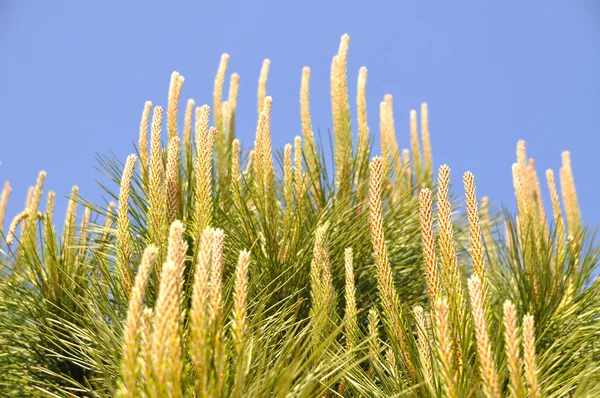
3,32,593,398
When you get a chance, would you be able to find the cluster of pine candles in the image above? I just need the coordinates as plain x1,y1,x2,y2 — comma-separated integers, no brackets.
0,34,598,398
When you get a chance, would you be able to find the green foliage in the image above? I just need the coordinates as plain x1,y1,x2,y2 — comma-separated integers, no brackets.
0,34,598,397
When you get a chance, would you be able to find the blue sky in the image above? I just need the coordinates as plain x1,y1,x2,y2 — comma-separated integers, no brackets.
1,1,598,230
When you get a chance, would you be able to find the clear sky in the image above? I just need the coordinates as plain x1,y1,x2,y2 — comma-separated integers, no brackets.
1,1,598,230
